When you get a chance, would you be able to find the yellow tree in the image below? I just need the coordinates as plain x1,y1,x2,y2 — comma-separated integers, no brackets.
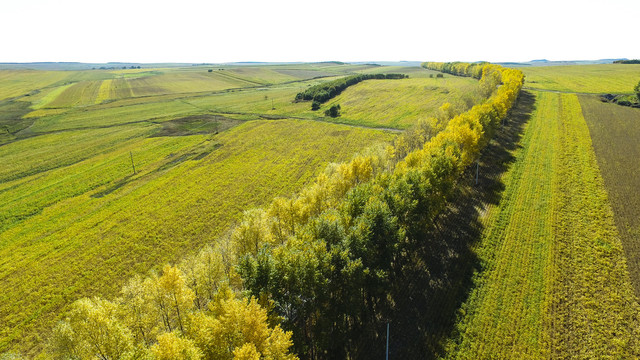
120,275,159,346
50,298,134,360
151,332,202,360
188,286,297,360
232,209,271,257
151,265,195,334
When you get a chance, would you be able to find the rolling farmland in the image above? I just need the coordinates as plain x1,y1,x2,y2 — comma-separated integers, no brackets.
3,61,640,358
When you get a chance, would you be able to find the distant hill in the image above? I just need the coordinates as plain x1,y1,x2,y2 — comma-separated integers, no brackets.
498,59,628,67
0,62,192,70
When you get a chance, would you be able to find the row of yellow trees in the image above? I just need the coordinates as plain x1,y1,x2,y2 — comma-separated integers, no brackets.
48,63,524,359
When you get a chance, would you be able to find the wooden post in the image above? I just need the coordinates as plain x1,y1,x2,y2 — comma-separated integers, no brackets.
130,151,136,175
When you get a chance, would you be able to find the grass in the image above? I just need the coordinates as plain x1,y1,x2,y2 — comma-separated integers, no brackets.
522,64,640,93
445,91,640,358
579,95,640,298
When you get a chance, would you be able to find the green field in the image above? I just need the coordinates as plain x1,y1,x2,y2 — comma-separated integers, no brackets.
579,95,640,297
445,91,640,358
522,64,640,93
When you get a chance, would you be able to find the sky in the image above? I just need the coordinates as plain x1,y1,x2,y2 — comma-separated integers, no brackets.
2,0,639,63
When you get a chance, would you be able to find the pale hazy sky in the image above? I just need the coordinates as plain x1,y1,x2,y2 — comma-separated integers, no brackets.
2,0,638,63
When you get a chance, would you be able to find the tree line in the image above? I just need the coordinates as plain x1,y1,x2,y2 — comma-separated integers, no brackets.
613,59,640,64
422,61,489,79
45,63,524,360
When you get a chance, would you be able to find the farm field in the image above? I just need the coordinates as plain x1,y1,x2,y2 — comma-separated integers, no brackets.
579,95,640,297
445,91,640,358
3,62,480,356
522,64,640,93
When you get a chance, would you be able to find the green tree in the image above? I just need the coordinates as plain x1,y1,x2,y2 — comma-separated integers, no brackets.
635,80,640,102
324,104,341,118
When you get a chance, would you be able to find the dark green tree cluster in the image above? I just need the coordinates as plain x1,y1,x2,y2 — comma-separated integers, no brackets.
614,59,640,64
635,80,640,102
295,74,407,106
324,104,341,117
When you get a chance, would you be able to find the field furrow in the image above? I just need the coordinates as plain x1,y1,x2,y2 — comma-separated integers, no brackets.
579,96,640,298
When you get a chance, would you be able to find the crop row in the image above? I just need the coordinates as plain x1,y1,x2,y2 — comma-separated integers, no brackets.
579,95,640,297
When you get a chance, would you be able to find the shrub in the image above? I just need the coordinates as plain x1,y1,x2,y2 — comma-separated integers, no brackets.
311,101,321,111
325,104,341,117
635,80,640,102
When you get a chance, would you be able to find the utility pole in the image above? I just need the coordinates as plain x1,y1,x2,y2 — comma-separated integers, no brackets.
130,151,136,175
386,323,390,360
